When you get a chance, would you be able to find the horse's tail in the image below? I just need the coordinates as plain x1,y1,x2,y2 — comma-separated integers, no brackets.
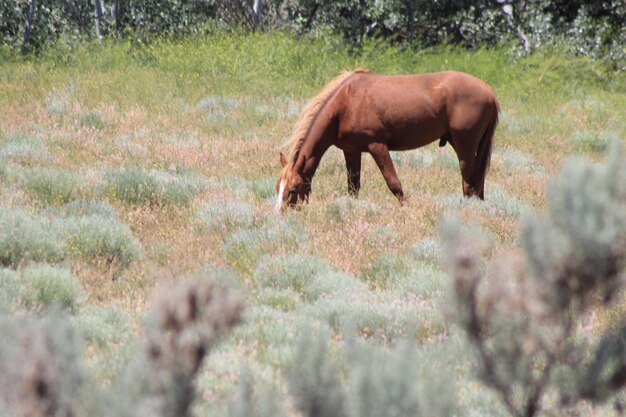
472,98,499,199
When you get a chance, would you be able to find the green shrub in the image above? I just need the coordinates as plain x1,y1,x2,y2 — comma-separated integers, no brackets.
59,199,118,219
302,291,441,342
392,149,435,169
0,208,65,266
436,187,525,217
224,216,307,274
325,196,380,222
20,167,85,205
409,238,443,264
0,135,49,166
347,341,458,417
0,263,85,315
221,176,254,200
250,177,277,201
393,264,448,299
258,287,301,311
76,305,132,347
197,200,254,233
572,131,611,153
44,87,72,117
77,112,105,130
17,264,85,313
253,254,332,294
0,278,243,417
225,370,288,417
105,167,207,206
498,148,546,175
58,215,142,266
304,271,367,301
286,330,347,417
360,254,412,289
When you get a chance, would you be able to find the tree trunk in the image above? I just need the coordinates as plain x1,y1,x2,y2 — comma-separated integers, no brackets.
94,0,105,39
253,0,262,28
22,0,36,54
111,0,123,33
405,0,415,43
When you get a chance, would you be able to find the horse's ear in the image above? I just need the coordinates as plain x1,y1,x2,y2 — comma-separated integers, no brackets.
279,152,288,167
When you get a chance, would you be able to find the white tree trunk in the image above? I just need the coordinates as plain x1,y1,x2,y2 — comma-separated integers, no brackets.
253,0,262,28
94,0,104,39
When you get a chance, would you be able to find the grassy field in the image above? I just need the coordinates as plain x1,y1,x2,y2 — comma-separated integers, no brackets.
0,32,625,416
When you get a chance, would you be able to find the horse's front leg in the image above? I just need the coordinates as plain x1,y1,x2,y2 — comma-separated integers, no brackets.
343,151,361,197
368,143,406,206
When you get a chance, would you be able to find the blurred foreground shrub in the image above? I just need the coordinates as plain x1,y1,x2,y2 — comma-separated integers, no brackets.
443,142,626,417
0,277,242,417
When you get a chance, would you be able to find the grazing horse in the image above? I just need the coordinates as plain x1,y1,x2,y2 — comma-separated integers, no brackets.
275,69,499,211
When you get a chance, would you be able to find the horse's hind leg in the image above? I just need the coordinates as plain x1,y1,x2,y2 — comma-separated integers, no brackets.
343,151,361,197
450,134,483,199
368,143,407,205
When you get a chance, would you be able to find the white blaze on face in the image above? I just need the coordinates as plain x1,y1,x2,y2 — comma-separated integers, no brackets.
275,180,286,213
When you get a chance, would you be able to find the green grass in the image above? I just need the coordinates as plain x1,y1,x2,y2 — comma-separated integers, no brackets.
0,32,624,417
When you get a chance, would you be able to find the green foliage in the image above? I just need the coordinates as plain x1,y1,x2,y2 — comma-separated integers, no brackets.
59,199,119,219
436,187,525,218
20,167,85,205
253,254,332,295
409,238,443,264
287,331,347,417
285,331,459,417
225,369,288,417
59,214,142,267
0,205,141,268
76,304,132,347
498,148,546,176
303,271,366,301
0,208,65,266
1,0,624,69
197,200,254,234
347,341,458,417
572,130,612,154
16,264,86,313
302,289,442,343
0,135,49,166
105,167,207,206
325,196,380,223
250,177,277,201
77,112,106,130
360,253,411,289
224,216,307,274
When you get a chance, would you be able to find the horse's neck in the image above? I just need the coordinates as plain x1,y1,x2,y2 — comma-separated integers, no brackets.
297,113,338,181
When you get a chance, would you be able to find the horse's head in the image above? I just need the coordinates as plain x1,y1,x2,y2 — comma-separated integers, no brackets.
275,152,310,212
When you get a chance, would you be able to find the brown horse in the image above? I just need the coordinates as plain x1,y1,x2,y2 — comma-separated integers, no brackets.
275,69,499,211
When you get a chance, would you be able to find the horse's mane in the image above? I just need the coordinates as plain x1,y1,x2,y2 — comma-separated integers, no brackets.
282,68,368,161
